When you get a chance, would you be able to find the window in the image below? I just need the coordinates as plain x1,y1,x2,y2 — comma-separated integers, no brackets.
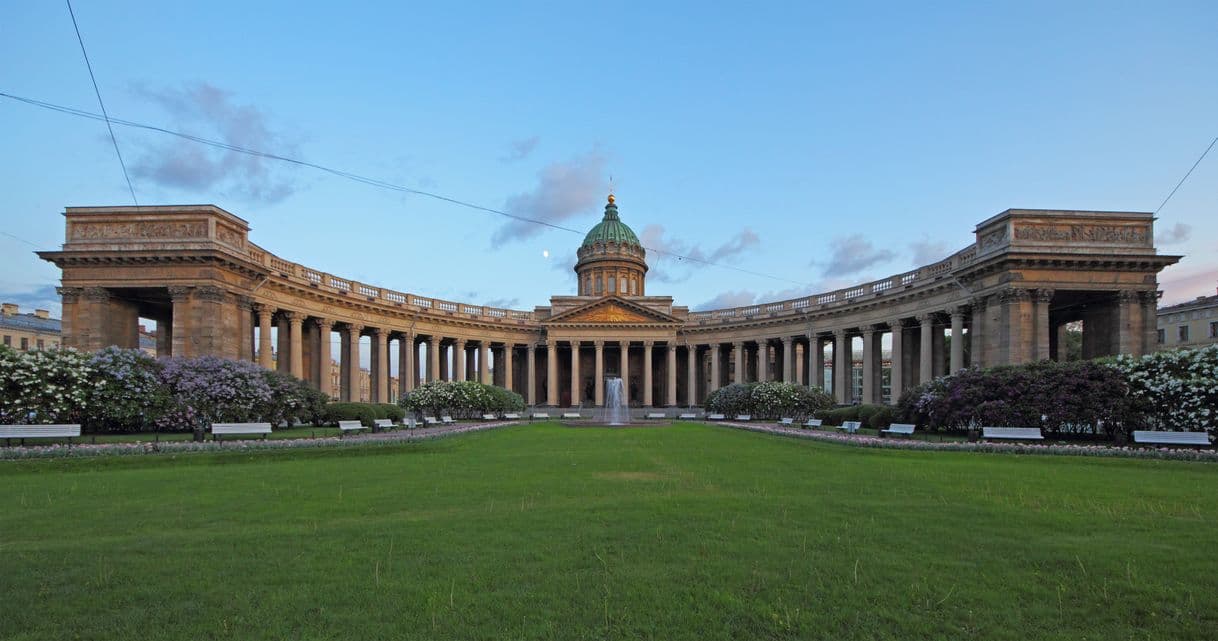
629,278,637,295
608,276,616,294
2,335,9,346
1157,329,1165,344
20,337,29,350
1178,325,1189,342
1210,321,1218,339
619,277,627,294
595,276,603,294
36,339,44,350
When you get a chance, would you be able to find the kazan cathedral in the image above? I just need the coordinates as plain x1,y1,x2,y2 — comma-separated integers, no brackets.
40,196,1175,408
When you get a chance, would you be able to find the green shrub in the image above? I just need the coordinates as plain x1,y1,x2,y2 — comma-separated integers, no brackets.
376,403,405,422
323,402,378,428
816,406,859,426
858,404,895,429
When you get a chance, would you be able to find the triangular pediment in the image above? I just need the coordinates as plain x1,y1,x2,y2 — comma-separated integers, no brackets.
544,296,680,325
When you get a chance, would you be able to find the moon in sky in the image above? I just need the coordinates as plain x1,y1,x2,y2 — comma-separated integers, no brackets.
542,249,550,258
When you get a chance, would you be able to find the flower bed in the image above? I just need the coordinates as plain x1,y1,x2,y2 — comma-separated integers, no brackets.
718,421,1218,462
0,419,516,460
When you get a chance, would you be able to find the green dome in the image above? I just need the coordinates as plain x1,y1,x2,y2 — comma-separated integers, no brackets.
581,195,641,248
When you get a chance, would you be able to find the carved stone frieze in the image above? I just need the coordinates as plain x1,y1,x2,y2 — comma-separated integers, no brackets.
70,221,207,241
1012,223,1149,245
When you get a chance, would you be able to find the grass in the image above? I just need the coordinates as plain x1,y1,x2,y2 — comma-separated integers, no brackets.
1,422,1215,640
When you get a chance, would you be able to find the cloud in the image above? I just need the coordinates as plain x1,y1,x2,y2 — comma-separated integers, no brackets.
500,136,540,162
909,238,949,266
549,251,578,273
491,151,607,244
821,235,896,277
482,297,520,309
694,290,759,311
1156,222,1192,246
640,224,760,283
0,284,61,317
1159,266,1217,305
129,82,298,203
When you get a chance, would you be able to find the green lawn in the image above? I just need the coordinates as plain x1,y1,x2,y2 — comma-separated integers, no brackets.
1,423,1215,640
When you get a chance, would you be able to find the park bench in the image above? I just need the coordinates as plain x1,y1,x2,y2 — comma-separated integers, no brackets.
339,420,369,436
646,412,666,420
423,416,440,426
0,424,81,447
881,423,916,438
403,418,417,429
210,422,272,441
441,416,455,425
778,417,794,426
481,414,497,421
1132,431,1211,447
531,412,550,421
981,426,1044,441
503,413,521,420
802,419,822,429
678,412,699,420
734,414,752,422
836,420,861,434
706,414,726,421
373,418,395,431
561,412,582,419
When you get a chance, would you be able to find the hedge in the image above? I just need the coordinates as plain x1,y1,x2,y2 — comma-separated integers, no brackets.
705,382,834,420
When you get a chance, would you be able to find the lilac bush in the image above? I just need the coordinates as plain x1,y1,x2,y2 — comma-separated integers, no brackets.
1109,345,1218,436
0,345,94,424
85,346,170,432
156,356,274,434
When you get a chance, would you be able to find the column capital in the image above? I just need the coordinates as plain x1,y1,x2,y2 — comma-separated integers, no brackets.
999,288,1032,304
83,286,111,302
916,313,935,324
253,302,275,316
282,311,303,323
454,337,467,345
859,324,882,335
428,335,441,345
167,285,192,302
890,318,907,329
643,340,654,348
781,336,793,345
194,285,227,303
311,317,334,331
832,328,848,338
1138,290,1160,306
1116,289,1137,304
235,295,255,312
970,295,988,310
56,286,84,302
592,340,604,348
371,327,387,338
346,323,364,336
947,306,965,319
1036,288,1055,304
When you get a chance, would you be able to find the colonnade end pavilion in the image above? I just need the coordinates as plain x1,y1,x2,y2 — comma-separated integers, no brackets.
39,196,1178,408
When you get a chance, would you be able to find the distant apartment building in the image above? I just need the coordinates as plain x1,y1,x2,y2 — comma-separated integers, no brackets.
1157,290,1218,350
1,303,61,351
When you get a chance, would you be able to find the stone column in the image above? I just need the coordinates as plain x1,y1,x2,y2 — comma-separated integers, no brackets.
811,335,825,392
453,339,467,381
276,315,290,373
526,344,537,405
686,345,698,406
710,344,721,394
733,342,745,385
399,333,414,395
918,314,934,383
167,286,193,358
594,341,604,406
643,341,654,407
480,341,490,384
287,312,304,380
666,343,677,406
503,343,514,392
343,325,363,401
970,296,987,369
570,341,581,407
833,330,850,404
371,328,388,402
428,336,441,383
756,341,768,383
950,308,965,372
256,305,274,369
1035,290,1054,361
861,326,876,404
546,340,558,406
619,342,630,405
889,320,904,398
313,319,334,398
782,337,794,382
1139,291,1159,357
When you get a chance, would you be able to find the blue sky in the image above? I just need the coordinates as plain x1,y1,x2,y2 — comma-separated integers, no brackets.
3,1,1216,320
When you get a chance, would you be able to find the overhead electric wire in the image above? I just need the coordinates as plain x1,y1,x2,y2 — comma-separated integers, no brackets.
1155,136,1217,214
0,90,811,288
65,0,138,206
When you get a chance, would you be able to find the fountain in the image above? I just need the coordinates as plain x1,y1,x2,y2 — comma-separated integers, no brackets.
600,377,630,426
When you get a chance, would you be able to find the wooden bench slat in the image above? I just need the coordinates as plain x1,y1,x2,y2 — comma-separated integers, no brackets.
1132,430,1210,445
0,424,82,438
981,426,1043,440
